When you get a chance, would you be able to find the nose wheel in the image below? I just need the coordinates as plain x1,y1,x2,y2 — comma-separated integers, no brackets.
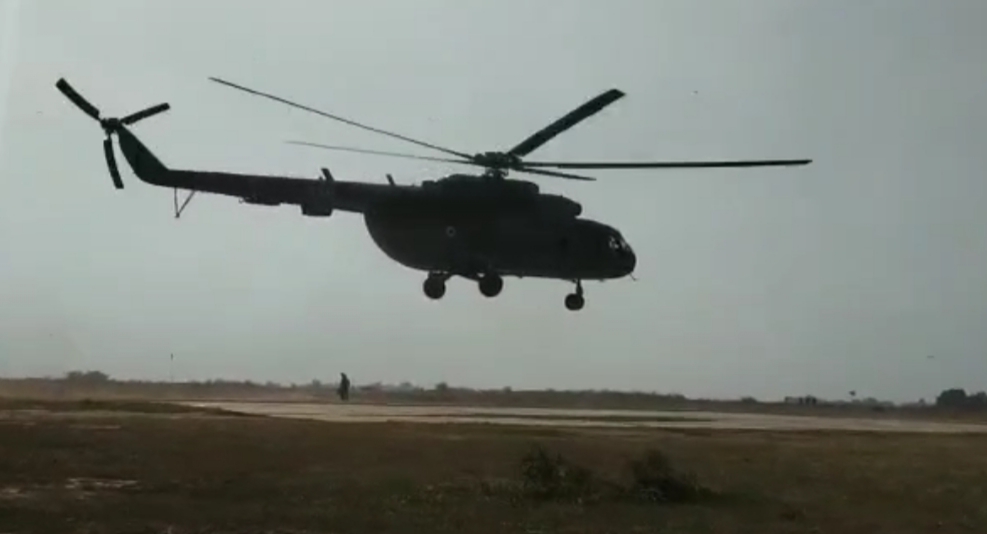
565,281,585,311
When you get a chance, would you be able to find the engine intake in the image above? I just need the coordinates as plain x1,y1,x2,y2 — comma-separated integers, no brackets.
538,194,582,219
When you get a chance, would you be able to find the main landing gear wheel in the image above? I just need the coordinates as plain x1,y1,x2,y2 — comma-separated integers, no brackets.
423,273,448,300
478,273,504,298
565,280,585,311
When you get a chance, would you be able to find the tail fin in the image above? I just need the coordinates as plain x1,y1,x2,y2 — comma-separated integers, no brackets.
116,127,170,185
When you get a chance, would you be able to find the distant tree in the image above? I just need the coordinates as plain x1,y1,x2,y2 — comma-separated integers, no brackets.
64,370,110,383
936,388,968,407
434,381,449,393
797,395,818,406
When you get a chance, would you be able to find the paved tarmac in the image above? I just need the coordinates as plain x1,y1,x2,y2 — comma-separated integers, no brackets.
187,401,987,433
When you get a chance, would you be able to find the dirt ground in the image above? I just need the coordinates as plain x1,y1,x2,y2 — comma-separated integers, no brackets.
1,399,985,533
189,400,987,433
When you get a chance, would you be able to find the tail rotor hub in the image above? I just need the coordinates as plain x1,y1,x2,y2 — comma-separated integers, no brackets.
99,117,122,135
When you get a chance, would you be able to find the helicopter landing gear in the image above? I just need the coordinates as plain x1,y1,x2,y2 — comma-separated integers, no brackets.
478,273,504,298
565,280,585,311
423,272,450,300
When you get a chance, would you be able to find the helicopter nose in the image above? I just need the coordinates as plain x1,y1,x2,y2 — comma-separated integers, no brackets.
613,245,635,276
624,248,637,274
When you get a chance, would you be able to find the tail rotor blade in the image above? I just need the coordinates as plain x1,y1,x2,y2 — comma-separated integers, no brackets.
56,77,170,191
55,78,101,121
121,103,171,125
103,137,124,189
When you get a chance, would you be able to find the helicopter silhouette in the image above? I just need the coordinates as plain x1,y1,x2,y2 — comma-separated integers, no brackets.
54,77,811,311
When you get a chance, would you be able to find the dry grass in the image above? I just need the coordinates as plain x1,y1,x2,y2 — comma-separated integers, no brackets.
0,399,985,533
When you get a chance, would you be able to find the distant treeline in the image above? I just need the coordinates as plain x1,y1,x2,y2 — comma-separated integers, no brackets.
0,370,984,415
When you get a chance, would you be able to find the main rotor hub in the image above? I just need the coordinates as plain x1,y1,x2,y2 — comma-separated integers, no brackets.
473,151,522,169
481,168,508,180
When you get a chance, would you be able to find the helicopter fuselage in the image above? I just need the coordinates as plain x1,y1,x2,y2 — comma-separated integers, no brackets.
114,126,633,302
363,209,635,282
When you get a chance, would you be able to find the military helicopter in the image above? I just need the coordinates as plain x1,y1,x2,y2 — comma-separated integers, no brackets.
54,77,811,311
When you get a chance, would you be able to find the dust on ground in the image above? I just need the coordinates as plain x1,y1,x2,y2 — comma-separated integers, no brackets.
187,401,987,433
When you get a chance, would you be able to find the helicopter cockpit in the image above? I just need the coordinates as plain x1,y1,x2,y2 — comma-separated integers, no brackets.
608,234,633,254
600,230,636,275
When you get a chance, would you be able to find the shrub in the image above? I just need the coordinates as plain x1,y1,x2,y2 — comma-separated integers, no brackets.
625,449,712,504
513,445,713,506
517,445,601,503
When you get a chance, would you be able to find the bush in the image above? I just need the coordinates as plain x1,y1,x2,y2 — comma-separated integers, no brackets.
514,445,713,506
518,445,601,503
626,449,711,504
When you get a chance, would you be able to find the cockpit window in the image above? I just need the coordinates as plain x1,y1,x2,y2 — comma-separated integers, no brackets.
608,235,630,252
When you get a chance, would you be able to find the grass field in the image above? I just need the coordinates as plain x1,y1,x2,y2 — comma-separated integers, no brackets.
1,399,985,533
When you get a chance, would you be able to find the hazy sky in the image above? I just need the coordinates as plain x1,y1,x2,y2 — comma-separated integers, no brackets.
1,0,985,402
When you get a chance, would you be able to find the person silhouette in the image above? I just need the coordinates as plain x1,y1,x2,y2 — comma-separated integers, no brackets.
337,373,350,401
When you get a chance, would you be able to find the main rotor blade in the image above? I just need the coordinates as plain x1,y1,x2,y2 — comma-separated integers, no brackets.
515,167,597,182
287,140,477,166
55,78,101,121
208,77,473,160
507,89,625,158
520,158,813,169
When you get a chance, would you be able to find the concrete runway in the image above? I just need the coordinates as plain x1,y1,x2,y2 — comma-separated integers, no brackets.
188,401,987,434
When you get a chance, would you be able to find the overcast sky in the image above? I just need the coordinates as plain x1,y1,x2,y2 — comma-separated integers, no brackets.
1,0,985,402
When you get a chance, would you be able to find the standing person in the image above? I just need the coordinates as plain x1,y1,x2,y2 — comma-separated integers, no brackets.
337,372,350,401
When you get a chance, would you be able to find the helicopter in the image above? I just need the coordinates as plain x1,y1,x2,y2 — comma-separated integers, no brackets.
54,77,811,311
